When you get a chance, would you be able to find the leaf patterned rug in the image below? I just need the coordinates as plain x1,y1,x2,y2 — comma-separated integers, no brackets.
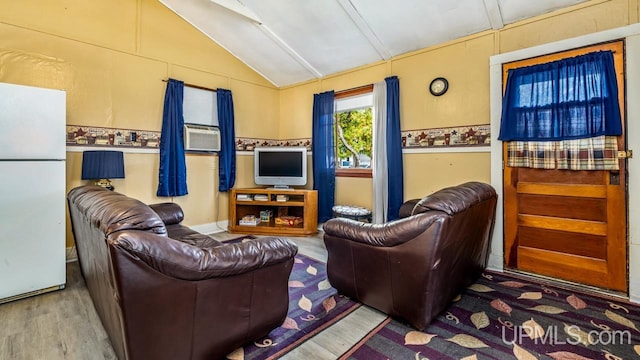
226,253,361,360
340,271,640,360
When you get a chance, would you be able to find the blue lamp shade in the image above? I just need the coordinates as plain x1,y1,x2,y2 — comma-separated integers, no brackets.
81,151,125,190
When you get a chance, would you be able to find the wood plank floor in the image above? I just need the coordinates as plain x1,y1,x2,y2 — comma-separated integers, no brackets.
0,254,117,359
0,232,387,360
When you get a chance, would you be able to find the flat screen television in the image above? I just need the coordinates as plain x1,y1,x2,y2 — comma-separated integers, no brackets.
254,147,307,188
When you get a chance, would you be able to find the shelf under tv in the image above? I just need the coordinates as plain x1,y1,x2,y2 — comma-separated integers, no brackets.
228,188,318,236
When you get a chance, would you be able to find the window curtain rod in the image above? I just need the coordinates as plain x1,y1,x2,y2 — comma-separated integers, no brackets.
161,79,216,92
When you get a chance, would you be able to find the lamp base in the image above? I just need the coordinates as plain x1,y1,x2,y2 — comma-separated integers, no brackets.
94,179,114,191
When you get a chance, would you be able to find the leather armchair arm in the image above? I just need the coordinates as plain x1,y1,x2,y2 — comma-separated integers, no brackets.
149,202,184,225
323,212,443,247
398,198,420,218
108,230,298,280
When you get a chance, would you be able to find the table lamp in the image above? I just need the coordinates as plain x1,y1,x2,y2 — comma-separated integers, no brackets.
81,150,125,191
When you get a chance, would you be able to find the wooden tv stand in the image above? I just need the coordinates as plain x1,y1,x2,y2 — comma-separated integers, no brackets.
229,188,318,236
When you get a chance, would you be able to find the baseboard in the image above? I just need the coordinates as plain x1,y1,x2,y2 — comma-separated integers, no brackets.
66,246,77,263
189,221,229,235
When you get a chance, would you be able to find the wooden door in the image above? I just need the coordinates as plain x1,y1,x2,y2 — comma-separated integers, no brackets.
503,41,628,292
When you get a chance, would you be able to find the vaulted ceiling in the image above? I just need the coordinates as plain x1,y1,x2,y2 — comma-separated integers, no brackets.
159,0,589,87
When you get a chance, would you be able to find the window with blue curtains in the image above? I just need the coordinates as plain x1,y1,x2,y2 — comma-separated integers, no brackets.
157,78,188,197
499,50,622,171
499,51,622,141
312,91,335,223
217,89,236,192
384,76,404,221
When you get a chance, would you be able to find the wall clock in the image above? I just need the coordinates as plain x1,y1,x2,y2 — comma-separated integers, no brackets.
429,77,448,96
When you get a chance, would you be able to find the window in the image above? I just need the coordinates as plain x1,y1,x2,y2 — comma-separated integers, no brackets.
183,85,218,126
500,51,621,141
334,85,374,178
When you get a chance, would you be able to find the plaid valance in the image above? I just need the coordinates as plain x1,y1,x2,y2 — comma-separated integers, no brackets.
507,135,619,170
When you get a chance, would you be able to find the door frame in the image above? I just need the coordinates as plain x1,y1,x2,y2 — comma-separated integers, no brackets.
489,23,640,303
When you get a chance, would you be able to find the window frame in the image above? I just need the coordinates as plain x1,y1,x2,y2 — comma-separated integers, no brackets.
334,84,374,178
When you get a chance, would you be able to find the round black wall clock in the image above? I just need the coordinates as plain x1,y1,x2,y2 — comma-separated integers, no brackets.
429,77,449,96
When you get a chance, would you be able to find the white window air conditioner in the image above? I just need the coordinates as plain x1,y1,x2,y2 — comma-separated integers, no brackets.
184,124,221,152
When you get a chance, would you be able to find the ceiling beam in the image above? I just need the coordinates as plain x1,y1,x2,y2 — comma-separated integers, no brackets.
482,0,504,30
337,0,391,60
208,0,322,79
208,0,262,24
257,24,323,78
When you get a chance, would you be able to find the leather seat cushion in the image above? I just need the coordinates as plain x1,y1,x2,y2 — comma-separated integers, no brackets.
165,224,222,249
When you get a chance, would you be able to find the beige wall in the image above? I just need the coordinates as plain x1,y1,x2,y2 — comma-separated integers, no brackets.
282,0,637,208
279,82,319,140
0,0,277,246
1,0,638,248
278,33,497,206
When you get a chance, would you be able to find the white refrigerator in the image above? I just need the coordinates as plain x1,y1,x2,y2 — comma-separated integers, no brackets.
0,82,67,303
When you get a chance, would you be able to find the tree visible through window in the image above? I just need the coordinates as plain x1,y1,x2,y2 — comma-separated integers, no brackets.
334,85,373,175
336,108,372,168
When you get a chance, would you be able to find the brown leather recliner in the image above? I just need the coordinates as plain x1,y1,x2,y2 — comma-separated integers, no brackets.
323,182,497,330
67,186,298,360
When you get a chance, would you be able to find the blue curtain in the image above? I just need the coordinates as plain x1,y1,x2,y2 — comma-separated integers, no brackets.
385,76,404,221
312,91,335,223
157,78,188,197
499,51,622,141
217,89,236,192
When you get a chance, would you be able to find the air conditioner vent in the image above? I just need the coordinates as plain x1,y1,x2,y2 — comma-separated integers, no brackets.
184,124,220,152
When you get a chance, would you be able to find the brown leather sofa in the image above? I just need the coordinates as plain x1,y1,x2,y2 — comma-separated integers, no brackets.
323,182,497,330
67,186,298,360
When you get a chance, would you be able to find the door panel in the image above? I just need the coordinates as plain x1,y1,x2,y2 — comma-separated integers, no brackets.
518,228,607,259
518,194,606,221
503,41,627,292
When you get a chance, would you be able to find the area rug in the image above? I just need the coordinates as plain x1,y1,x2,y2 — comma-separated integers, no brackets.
226,253,361,360
341,271,640,360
